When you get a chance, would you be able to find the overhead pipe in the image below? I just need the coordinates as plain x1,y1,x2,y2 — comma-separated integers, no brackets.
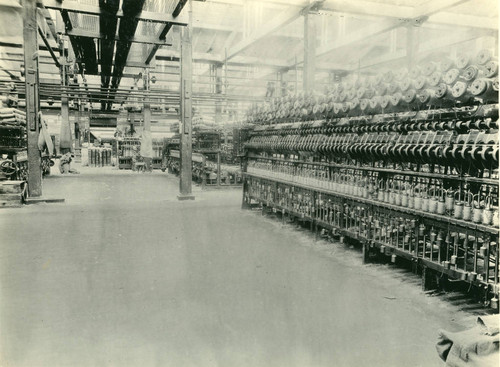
99,0,120,110
108,0,146,110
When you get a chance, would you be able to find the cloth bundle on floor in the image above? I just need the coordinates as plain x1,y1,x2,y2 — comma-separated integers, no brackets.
436,315,499,367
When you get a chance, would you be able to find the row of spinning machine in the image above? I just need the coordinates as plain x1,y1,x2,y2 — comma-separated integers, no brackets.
241,51,500,310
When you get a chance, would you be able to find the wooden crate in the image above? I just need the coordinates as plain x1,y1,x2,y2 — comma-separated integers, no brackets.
0,180,24,207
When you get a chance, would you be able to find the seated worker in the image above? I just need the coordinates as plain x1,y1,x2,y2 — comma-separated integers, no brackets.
59,152,79,174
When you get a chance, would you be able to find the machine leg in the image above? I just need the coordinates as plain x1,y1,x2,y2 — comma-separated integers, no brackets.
362,242,370,264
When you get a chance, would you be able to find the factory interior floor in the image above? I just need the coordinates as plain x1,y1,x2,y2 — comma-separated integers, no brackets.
0,166,485,367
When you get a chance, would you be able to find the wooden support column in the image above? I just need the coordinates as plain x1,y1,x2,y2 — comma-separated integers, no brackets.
142,69,152,171
60,94,71,153
216,151,221,186
303,12,316,92
23,0,42,197
74,101,83,163
59,36,72,155
143,69,151,133
178,0,194,200
213,64,222,125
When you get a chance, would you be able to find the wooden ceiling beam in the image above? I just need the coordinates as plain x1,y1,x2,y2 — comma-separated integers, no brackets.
291,18,401,67
352,29,489,71
426,13,498,30
225,0,321,61
412,0,472,18
321,0,413,19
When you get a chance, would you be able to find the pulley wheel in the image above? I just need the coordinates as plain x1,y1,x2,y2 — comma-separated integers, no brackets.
0,160,17,176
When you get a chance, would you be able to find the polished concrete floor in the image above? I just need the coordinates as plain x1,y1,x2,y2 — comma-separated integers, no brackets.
0,167,475,366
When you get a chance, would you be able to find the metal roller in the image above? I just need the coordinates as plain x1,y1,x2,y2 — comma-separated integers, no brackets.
400,77,413,92
347,89,357,100
359,98,370,113
376,83,388,96
422,61,438,76
428,71,442,87
380,95,391,110
462,65,480,82
417,89,431,105
369,96,381,113
343,81,353,91
476,49,493,65
409,67,421,79
451,81,473,103
394,68,409,81
333,103,343,116
430,83,452,105
470,78,498,102
440,58,454,72
356,86,375,99
455,53,470,69
326,101,335,115
413,75,427,90
387,82,399,94
403,89,417,105
389,92,403,110
341,102,350,114
384,70,395,84
484,60,498,78
372,73,384,87
338,90,348,103
443,68,460,85
360,77,370,89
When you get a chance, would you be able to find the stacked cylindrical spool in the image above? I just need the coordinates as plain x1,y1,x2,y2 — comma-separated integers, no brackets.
246,49,498,124
88,147,112,167
244,117,499,169
246,159,499,227
245,176,497,287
